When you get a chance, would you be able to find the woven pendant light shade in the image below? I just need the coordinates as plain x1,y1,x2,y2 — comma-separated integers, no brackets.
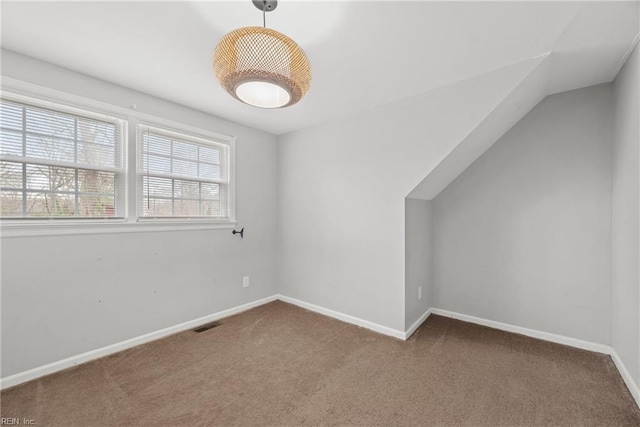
214,26,311,108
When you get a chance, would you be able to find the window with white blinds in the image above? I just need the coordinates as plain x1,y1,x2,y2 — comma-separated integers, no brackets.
138,124,230,219
0,96,126,219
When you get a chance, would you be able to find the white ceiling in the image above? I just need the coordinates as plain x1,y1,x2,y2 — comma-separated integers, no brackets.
1,1,638,135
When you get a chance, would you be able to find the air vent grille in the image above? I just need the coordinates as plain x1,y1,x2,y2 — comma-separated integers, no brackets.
193,321,222,333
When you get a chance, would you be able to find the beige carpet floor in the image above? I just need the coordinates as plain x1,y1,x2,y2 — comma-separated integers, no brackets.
1,300,639,426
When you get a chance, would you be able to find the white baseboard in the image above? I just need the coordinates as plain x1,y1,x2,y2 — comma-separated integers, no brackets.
0,295,278,390
610,348,640,408
407,307,639,410
3,295,639,413
430,308,611,354
277,294,406,340
404,308,433,339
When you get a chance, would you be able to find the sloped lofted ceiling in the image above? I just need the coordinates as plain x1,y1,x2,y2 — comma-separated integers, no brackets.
1,1,637,136
408,1,639,200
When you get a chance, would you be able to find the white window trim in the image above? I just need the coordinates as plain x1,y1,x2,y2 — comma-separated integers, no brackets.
0,77,237,238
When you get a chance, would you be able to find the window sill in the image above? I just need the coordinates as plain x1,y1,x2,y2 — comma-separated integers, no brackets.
0,219,237,238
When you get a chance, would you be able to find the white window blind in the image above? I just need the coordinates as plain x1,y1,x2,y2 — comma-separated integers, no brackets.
0,96,126,219
138,124,230,219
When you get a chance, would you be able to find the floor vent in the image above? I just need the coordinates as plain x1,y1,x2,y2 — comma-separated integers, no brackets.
193,321,222,333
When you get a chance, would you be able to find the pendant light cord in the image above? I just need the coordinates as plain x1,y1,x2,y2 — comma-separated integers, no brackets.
262,1,266,27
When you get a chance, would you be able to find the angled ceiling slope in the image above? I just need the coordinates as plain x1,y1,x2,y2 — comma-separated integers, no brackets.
408,1,639,200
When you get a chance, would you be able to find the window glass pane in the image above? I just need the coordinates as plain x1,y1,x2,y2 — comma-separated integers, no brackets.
173,159,198,177
199,146,219,164
1,102,23,131
143,197,172,217
172,140,197,159
174,199,199,217
26,192,75,217
26,164,75,192
1,191,23,217
200,183,220,200
143,176,172,198
1,161,23,189
77,141,115,168
78,170,115,194
174,179,199,199
199,163,219,179
144,154,171,174
77,194,115,217
25,134,75,163
25,108,75,139
20,103,119,168
201,200,220,217
77,118,115,146
144,133,171,156
1,129,23,156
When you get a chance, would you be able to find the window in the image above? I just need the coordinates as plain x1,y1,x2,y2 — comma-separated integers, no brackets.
138,125,231,219
1,96,126,219
0,84,235,233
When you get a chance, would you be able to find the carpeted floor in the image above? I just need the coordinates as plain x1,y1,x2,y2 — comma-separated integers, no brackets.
1,300,639,426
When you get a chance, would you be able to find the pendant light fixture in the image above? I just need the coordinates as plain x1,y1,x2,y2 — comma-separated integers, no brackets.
213,0,312,109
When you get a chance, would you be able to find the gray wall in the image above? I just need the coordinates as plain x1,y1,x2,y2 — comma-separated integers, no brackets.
405,198,432,329
612,44,640,386
277,61,538,332
432,84,613,345
0,50,279,377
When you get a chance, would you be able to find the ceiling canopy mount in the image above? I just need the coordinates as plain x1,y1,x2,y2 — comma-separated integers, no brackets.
251,0,278,13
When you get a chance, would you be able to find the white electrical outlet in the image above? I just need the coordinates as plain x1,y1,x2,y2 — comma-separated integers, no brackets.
418,286,422,300
243,276,250,288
